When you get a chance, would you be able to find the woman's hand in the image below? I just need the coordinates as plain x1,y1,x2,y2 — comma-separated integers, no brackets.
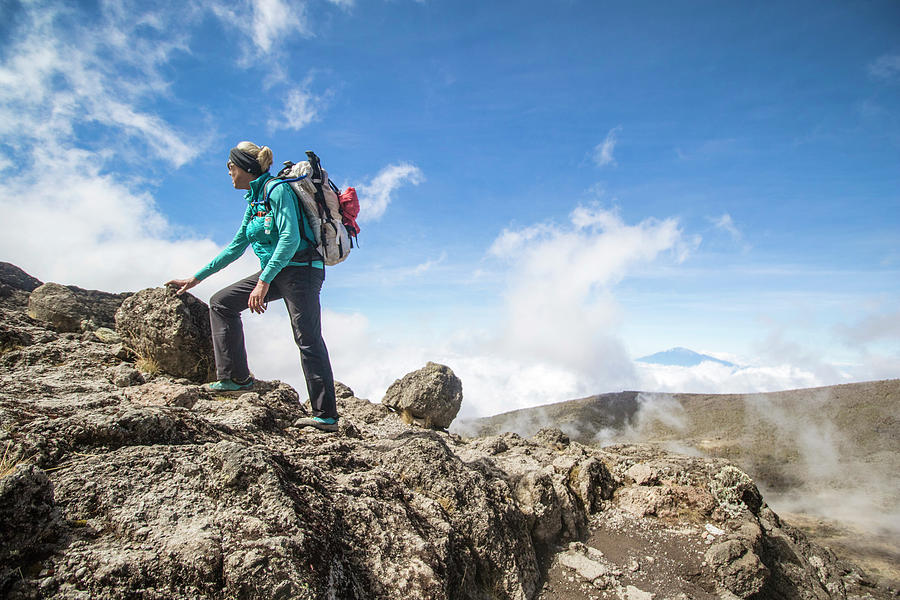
166,277,199,295
248,280,270,314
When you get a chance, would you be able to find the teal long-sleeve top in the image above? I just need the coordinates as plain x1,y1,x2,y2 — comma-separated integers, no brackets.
194,173,323,284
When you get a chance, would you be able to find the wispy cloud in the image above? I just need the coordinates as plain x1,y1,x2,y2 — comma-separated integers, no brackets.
270,83,322,131
210,0,310,57
710,213,740,240
593,126,622,167
0,1,224,290
835,307,900,347
868,54,900,81
356,163,425,221
0,1,201,168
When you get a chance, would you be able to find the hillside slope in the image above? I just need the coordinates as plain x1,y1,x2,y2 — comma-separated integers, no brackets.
468,381,900,589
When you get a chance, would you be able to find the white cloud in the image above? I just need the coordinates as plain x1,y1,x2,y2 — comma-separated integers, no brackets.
491,206,688,375
0,1,233,291
326,0,355,9
593,126,622,167
271,84,321,131
711,213,741,241
868,54,900,81
356,163,425,221
0,2,200,168
635,361,825,395
211,0,310,56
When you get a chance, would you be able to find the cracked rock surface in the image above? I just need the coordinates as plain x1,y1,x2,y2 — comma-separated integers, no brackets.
0,265,892,599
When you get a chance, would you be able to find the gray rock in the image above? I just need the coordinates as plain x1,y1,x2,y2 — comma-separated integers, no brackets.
0,262,42,295
705,538,769,598
27,283,84,332
109,363,145,388
0,465,61,590
27,282,130,333
114,287,214,383
124,381,198,408
93,327,121,344
382,361,462,429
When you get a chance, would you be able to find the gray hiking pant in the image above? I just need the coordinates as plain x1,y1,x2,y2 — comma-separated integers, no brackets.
208,266,338,420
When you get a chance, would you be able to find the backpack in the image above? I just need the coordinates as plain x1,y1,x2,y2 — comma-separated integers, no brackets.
265,151,360,266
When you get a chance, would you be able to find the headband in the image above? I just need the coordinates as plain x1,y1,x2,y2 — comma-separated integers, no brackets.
229,147,263,177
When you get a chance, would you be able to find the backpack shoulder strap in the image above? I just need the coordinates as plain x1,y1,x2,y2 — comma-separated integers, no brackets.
262,176,318,250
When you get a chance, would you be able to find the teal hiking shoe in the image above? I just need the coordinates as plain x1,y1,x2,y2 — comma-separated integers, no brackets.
294,416,339,432
203,377,254,392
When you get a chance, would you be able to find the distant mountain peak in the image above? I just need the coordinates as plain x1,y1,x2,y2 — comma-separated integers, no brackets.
636,347,735,367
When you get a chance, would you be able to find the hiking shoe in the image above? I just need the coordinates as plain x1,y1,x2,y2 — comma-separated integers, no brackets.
203,378,254,392
294,416,339,432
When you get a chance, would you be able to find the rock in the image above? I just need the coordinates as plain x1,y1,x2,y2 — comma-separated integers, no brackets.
0,263,890,600
705,538,768,598
27,283,84,332
559,547,610,582
0,464,61,591
381,361,462,429
0,262,42,294
93,327,121,344
109,363,145,388
531,427,570,448
124,381,198,408
335,380,355,399
114,287,214,383
27,282,130,333
626,462,660,486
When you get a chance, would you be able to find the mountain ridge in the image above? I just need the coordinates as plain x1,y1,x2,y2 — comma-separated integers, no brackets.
0,262,894,599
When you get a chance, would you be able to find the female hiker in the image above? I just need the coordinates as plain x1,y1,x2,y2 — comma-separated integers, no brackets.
167,141,339,432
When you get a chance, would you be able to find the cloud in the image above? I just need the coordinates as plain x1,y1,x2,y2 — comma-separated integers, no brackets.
0,1,236,292
835,307,900,346
355,163,425,221
635,361,825,395
710,213,742,242
270,83,321,131
593,126,622,167
486,205,690,395
0,2,200,168
868,54,900,81
211,0,310,57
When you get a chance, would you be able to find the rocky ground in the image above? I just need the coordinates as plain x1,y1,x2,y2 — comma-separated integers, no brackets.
0,262,894,599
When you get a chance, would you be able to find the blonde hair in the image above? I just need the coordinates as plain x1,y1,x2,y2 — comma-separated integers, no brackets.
236,141,274,172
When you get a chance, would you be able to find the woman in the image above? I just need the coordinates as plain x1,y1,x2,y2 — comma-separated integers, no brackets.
167,141,339,432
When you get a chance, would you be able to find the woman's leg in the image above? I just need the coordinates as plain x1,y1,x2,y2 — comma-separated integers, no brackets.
272,266,338,420
208,272,282,381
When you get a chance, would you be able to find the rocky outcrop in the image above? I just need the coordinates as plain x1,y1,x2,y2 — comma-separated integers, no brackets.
0,265,890,600
114,287,215,383
382,361,463,429
0,262,42,296
27,282,131,333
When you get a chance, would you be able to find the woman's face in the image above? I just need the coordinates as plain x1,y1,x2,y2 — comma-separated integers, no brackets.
227,161,254,190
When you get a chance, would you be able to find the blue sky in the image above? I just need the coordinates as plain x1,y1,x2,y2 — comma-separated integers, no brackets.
1,0,898,418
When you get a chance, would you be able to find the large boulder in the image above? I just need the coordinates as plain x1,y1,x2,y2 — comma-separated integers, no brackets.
114,287,215,383
27,283,85,332
27,282,130,332
382,362,463,429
